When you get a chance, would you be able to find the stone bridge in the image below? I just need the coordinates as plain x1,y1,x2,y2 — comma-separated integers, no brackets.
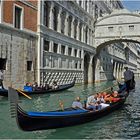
95,9,140,52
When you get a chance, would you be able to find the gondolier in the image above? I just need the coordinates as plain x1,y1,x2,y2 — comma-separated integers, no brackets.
0,70,4,89
123,67,133,92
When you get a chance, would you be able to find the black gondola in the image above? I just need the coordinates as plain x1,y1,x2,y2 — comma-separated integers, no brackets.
8,87,129,131
0,80,75,97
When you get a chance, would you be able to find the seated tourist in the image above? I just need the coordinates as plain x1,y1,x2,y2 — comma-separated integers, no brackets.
72,96,83,109
96,93,109,109
36,84,44,91
112,91,119,97
23,82,33,92
86,94,101,111
111,91,120,102
43,81,50,90
52,81,59,89
97,93,105,103
104,91,120,103
32,82,38,91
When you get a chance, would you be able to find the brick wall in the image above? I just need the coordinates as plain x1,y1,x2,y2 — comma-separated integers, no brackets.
3,0,37,32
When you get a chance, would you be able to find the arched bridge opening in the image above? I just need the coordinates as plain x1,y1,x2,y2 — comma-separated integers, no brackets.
93,39,140,82
93,9,140,82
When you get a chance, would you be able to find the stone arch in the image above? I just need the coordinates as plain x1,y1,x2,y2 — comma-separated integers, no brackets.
95,9,140,49
84,52,90,84
96,39,140,54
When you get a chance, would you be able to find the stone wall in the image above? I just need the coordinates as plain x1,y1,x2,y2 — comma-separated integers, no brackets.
0,24,37,88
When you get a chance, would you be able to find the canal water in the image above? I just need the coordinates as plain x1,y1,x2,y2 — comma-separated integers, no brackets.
0,80,140,139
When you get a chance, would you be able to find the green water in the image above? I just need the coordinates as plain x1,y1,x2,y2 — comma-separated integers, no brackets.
0,80,140,139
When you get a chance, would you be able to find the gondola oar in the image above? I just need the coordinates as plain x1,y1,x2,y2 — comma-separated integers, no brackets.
89,82,118,96
101,82,119,93
17,89,32,99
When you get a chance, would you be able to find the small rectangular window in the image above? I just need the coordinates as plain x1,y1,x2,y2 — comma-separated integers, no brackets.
108,26,113,32
53,43,58,53
0,58,6,70
44,40,49,51
27,61,32,71
61,45,65,55
68,47,72,56
75,62,77,69
14,6,22,29
79,50,81,58
129,25,134,31
74,49,77,57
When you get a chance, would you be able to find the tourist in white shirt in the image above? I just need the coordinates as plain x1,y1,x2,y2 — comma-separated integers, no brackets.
72,96,83,109
86,94,99,111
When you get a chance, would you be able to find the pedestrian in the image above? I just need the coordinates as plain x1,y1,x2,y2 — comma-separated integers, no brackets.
0,70,4,89
123,67,133,92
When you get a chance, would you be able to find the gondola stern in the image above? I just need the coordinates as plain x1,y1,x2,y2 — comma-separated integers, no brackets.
8,87,19,118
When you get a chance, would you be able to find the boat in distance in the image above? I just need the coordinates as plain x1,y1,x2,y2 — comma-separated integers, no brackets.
0,79,75,97
8,87,129,131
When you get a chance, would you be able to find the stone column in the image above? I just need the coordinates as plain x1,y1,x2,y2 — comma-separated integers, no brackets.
81,24,85,43
40,38,44,68
113,61,117,79
86,27,89,44
38,0,44,25
93,4,95,18
88,55,94,83
77,20,80,40
71,48,75,57
57,43,61,54
49,41,53,68
116,63,119,79
65,45,69,68
82,1,85,9
37,36,44,85
57,7,62,33
77,49,80,57
81,49,84,70
65,45,68,55
116,63,120,80
71,17,75,38
65,12,69,36
87,1,90,13
57,43,61,68
49,41,53,52
94,57,101,82
49,2,54,30
121,64,124,79
90,30,92,46
92,31,94,46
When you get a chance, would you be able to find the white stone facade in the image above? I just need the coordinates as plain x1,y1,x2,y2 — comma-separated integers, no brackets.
95,9,140,81
38,1,96,84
